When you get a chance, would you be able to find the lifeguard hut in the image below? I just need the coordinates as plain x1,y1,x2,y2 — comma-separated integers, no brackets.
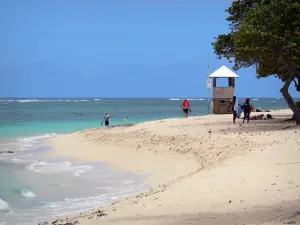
209,65,239,114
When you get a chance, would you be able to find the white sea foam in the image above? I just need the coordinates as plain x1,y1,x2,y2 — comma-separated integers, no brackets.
188,98,204,101
0,199,10,210
18,99,39,103
74,167,93,177
0,128,148,224
169,98,204,101
0,152,15,156
73,100,89,102
269,101,277,103
0,99,102,103
0,155,38,166
21,189,36,198
17,133,56,143
13,133,56,152
11,157,37,165
26,161,93,176
43,189,142,215
121,180,135,185
252,98,259,101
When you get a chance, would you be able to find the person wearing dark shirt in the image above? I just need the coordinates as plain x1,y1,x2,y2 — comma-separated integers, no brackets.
101,113,111,126
242,98,251,123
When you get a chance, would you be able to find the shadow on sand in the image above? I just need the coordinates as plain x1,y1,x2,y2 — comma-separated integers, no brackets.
103,199,300,225
211,117,298,133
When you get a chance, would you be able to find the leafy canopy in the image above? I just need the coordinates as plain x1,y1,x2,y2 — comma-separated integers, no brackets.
213,0,300,83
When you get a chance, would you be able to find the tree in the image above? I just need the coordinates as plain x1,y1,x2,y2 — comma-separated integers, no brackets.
212,0,300,125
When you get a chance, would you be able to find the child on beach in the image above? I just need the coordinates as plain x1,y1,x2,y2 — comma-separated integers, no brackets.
242,98,251,123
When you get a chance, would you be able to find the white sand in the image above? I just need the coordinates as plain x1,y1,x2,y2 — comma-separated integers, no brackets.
48,109,300,225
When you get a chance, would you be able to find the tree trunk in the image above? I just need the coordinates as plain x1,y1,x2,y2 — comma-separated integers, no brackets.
292,101,300,120
280,73,300,125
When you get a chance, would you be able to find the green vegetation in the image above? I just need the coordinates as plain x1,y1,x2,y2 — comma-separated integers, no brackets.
212,0,300,124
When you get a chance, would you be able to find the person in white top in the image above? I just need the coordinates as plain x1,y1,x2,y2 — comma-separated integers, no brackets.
230,96,238,124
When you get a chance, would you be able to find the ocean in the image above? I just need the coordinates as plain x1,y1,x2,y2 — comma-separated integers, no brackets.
0,97,293,225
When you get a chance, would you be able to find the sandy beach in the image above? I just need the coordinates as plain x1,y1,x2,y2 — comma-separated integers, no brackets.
47,109,300,225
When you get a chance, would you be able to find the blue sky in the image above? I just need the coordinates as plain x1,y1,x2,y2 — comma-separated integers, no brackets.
0,0,299,98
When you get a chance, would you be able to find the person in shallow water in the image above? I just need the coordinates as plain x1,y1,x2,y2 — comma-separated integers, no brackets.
101,113,111,126
181,99,191,118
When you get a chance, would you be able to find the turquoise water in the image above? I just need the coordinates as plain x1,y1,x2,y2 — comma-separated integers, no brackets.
0,98,209,137
0,98,292,137
0,98,294,225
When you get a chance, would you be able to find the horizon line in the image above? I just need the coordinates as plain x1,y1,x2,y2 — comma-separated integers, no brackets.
0,97,287,99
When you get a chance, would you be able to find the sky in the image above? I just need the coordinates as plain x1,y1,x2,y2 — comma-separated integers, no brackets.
0,0,299,98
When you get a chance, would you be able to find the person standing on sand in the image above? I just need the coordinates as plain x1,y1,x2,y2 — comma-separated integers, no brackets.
181,99,191,118
242,98,251,123
101,113,111,126
230,96,238,124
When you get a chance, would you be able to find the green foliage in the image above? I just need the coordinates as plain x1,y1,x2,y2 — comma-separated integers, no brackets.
213,0,300,82
226,0,261,31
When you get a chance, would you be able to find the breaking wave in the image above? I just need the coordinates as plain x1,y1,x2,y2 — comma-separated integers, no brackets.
20,189,36,198
169,98,204,101
0,199,10,210
26,161,93,177
0,99,102,103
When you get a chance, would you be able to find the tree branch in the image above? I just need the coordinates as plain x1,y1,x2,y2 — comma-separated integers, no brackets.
280,73,295,92
293,78,299,90
280,73,300,125
293,76,300,92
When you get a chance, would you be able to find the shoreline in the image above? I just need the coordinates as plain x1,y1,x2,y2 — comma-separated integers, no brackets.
0,137,150,225
45,109,300,225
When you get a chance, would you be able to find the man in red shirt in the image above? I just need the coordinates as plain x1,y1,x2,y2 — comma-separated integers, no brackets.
181,99,191,118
